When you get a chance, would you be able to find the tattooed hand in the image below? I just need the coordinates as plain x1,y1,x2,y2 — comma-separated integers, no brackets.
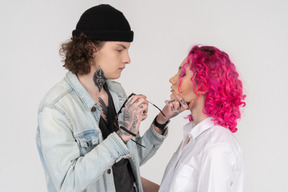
93,66,107,92
156,95,193,124
117,95,148,142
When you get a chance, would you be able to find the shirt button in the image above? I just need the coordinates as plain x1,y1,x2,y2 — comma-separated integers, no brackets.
107,169,111,174
91,107,96,112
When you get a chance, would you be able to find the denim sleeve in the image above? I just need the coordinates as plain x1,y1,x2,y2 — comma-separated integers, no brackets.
38,107,130,192
135,123,168,166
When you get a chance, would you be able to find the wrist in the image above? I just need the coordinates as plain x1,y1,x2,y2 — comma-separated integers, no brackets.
153,115,169,132
156,113,168,124
116,130,129,143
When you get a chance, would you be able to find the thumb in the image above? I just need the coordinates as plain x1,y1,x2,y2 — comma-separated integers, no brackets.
188,100,195,109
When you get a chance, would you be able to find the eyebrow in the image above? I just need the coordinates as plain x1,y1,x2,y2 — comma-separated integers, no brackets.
116,44,127,49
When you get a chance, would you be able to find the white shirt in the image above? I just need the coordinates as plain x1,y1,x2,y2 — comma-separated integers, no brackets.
159,117,243,192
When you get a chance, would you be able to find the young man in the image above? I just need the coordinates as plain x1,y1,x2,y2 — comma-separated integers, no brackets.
36,4,176,192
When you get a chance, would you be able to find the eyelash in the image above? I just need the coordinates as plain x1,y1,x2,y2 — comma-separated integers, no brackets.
180,71,186,77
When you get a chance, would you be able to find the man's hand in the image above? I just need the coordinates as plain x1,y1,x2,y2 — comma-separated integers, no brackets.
117,94,148,142
156,95,194,124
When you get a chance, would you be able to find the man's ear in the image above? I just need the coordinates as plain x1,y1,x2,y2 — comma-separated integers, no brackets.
89,42,97,54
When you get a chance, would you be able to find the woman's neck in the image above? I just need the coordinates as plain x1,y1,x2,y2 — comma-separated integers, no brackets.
190,96,209,125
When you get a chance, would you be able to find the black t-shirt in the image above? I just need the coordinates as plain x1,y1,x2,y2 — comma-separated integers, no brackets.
98,83,135,192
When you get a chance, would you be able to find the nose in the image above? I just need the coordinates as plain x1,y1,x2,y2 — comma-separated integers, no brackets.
169,74,177,84
123,52,131,64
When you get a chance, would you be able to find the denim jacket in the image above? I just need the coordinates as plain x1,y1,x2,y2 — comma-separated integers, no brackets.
36,72,167,192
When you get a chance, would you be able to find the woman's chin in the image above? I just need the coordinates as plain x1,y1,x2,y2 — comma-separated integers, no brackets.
170,94,176,100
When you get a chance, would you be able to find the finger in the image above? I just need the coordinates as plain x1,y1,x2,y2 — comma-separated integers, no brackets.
134,98,149,108
173,101,180,111
141,111,148,121
188,100,195,109
164,100,173,111
129,94,147,105
134,94,147,101
138,104,148,120
143,104,148,114
176,95,188,109
165,99,174,106
138,103,148,113
136,94,146,99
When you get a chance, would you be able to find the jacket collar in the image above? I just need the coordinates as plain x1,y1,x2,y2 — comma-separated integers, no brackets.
64,72,125,112
65,72,96,111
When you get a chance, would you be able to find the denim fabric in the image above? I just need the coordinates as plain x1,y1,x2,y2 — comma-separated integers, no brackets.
36,72,167,192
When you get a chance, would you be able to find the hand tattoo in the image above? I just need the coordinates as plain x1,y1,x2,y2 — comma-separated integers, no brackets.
118,101,139,136
171,112,179,118
180,99,186,106
93,67,107,92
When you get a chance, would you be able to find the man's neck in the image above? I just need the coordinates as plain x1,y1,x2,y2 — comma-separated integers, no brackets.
77,72,101,101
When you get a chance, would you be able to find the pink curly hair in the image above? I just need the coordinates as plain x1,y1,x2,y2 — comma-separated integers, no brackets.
179,45,246,133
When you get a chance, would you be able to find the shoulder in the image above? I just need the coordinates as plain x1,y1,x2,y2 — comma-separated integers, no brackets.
204,125,243,155
38,79,71,112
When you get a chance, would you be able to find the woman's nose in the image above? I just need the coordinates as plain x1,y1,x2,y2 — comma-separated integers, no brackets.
169,74,177,84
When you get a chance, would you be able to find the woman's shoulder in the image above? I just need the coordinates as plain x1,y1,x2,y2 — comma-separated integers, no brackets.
204,125,242,153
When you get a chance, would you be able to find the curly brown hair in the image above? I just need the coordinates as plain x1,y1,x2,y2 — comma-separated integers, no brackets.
60,34,105,75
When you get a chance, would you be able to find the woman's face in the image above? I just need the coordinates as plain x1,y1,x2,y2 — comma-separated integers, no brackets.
92,41,131,79
169,58,198,103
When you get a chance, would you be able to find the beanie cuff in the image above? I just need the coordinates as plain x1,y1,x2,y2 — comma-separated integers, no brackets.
72,30,134,42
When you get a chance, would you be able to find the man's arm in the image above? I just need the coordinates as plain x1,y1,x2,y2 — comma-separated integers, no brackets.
38,107,130,192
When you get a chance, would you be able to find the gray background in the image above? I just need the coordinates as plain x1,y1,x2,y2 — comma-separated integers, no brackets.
0,0,287,191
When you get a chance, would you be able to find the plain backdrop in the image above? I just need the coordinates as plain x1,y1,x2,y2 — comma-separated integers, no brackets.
1,0,287,191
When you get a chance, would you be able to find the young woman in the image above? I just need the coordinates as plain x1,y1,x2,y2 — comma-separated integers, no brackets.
143,45,246,192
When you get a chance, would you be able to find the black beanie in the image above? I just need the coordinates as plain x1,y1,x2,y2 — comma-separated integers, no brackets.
72,4,134,42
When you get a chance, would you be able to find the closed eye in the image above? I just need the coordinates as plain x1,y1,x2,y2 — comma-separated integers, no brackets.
179,67,186,77
180,71,186,77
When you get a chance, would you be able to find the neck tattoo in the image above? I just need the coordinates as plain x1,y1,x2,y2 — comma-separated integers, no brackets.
93,67,107,92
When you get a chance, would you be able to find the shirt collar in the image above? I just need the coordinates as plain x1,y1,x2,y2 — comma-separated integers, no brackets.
183,117,214,141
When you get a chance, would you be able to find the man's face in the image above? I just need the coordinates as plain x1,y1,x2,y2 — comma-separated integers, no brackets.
92,41,131,79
